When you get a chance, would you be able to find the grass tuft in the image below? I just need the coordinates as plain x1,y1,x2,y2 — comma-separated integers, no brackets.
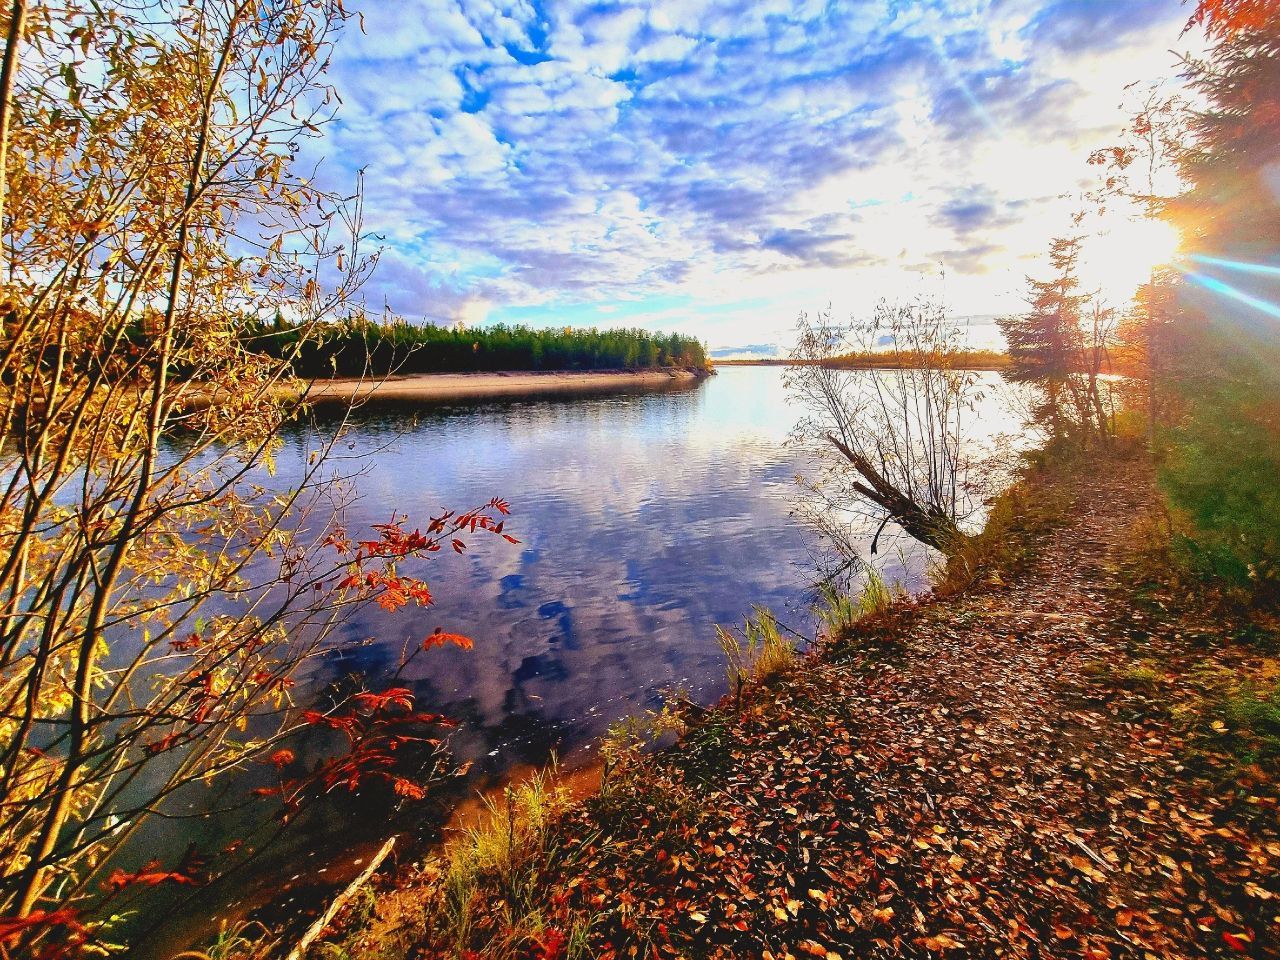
816,571,902,648
716,606,798,707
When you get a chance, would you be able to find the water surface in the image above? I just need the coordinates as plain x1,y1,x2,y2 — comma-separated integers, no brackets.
290,366,828,776
138,365,1022,949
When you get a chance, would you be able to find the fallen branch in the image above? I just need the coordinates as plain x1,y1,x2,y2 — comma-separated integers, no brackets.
284,835,397,960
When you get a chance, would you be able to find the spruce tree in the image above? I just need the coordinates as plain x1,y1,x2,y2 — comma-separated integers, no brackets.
998,235,1093,441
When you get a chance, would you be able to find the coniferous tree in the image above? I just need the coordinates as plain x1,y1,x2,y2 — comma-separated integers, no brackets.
1160,2,1280,593
999,235,1095,442
1174,12,1280,252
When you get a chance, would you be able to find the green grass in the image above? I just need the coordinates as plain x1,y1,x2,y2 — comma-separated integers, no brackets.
815,571,901,648
715,607,798,707
1082,658,1164,690
1158,318,1280,604
1220,681,1280,764
439,767,576,951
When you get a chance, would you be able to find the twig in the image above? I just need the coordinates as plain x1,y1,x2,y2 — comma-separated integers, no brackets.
1068,835,1110,871
768,613,815,647
284,835,396,960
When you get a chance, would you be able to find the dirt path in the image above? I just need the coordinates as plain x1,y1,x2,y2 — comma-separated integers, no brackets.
508,456,1280,960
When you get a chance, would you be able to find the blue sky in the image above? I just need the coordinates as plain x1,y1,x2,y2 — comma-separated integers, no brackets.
317,0,1190,353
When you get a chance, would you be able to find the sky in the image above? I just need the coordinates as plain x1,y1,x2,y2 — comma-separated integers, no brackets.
314,0,1193,354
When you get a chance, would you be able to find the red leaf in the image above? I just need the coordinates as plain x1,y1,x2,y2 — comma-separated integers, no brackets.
144,732,182,756
0,909,86,948
1223,932,1251,952
104,861,200,891
268,748,295,769
170,632,203,651
423,628,474,651
391,776,428,799
351,687,415,712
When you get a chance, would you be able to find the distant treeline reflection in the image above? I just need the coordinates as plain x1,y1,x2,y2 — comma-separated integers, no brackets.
250,318,709,376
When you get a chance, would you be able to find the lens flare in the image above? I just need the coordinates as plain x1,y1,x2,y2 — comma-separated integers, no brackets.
1182,271,1280,320
1189,254,1280,277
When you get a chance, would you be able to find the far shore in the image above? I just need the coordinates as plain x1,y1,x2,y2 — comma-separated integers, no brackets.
292,367,709,405
712,355,1011,372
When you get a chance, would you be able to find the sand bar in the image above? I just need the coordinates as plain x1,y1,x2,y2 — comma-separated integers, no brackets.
295,368,708,405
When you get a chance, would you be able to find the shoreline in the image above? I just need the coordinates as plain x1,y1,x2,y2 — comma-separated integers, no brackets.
292,368,710,405
712,357,1011,372
311,449,1280,959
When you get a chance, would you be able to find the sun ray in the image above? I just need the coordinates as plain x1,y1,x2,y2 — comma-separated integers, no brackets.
1188,254,1280,276
1180,270,1280,320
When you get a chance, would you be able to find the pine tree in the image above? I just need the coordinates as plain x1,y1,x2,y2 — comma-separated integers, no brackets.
1173,13,1280,253
998,235,1095,441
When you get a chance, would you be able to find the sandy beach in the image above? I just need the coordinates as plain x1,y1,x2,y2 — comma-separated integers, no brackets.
293,368,708,405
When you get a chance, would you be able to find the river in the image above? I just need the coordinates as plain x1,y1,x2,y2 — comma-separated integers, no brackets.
135,364,1023,950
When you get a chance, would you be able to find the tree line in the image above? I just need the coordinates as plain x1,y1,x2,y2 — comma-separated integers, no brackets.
248,317,709,377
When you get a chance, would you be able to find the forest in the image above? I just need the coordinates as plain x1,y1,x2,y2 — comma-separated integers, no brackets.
249,318,710,376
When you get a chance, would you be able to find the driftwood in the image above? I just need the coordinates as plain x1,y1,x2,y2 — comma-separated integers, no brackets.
283,835,397,960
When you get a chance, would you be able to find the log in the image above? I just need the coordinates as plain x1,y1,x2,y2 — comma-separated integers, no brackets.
824,433,967,554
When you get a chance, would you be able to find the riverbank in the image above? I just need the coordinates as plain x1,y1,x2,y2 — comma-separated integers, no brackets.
295,450,1280,960
291,368,710,405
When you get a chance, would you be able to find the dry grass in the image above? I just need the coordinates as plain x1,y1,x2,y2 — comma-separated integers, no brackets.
296,765,598,960
816,571,902,645
716,606,798,707
931,454,1078,597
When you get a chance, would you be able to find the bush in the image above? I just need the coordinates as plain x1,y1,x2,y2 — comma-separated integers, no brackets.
1159,315,1280,600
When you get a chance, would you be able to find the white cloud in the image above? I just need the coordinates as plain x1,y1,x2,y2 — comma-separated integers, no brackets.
312,0,1191,342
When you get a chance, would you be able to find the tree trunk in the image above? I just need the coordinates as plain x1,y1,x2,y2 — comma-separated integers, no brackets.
825,433,968,555
0,0,28,276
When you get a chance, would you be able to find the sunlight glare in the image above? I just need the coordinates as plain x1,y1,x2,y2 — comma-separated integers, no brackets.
1078,216,1181,305
1184,271,1280,320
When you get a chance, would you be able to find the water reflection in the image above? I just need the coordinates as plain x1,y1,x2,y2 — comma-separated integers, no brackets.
291,367,823,778
253,366,1018,776
134,366,1024,951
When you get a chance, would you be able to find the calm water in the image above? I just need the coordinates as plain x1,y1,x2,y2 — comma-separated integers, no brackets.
284,366,833,777
269,364,1023,775
137,365,1022,949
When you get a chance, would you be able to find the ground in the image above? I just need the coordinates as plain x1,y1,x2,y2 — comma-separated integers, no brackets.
335,453,1280,960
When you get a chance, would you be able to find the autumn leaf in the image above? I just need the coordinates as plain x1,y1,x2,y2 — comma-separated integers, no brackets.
104,860,201,891
1222,931,1252,952
268,748,295,769
351,687,415,712
0,909,87,948
424,628,475,650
